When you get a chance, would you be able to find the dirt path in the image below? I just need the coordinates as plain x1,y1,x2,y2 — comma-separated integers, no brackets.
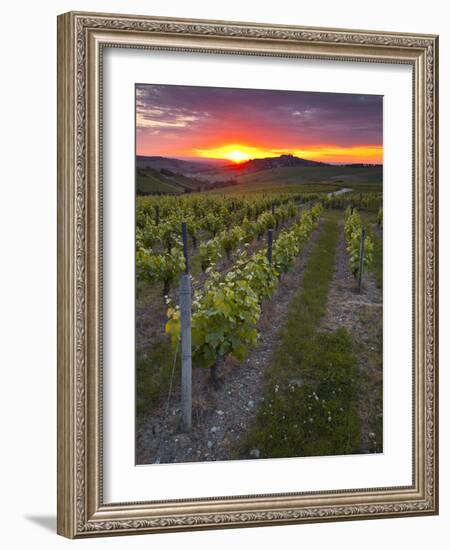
136,221,325,464
321,221,383,453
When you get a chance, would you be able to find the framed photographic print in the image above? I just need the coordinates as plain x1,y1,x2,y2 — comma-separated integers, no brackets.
57,11,439,538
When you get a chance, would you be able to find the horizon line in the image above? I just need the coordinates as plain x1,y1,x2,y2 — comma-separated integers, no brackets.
136,153,383,166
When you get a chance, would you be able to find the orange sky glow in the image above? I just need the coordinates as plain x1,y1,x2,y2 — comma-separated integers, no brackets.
194,143,382,165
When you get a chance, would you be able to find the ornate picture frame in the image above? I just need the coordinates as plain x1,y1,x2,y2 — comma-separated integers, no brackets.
57,11,438,538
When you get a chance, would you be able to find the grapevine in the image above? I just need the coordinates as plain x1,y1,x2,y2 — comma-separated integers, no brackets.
166,204,323,373
136,246,185,297
344,207,374,278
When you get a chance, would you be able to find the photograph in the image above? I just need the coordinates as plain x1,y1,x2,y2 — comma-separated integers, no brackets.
55,10,438,538
134,83,384,465
1,0,443,544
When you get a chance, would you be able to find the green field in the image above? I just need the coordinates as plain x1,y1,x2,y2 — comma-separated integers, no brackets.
236,164,381,186
137,173,181,194
137,163,382,195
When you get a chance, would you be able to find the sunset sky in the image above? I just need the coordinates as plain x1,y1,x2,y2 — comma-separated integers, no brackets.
136,84,383,165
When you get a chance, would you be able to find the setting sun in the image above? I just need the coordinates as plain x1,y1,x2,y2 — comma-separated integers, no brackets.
196,144,277,163
226,149,251,163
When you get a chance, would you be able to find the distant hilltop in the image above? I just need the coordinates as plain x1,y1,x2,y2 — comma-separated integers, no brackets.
137,154,381,175
136,153,328,174
238,154,328,171
233,154,381,172
136,155,221,174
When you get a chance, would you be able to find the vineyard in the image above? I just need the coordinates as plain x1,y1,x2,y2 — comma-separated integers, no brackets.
135,189,383,464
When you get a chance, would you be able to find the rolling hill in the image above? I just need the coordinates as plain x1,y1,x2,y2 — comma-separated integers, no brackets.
137,156,226,174
136,155,382,195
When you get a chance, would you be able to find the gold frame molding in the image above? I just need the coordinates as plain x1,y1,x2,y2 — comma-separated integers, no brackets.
57,11,439,539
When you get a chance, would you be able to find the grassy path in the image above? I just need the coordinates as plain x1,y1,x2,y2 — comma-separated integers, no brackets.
369,225,383,289
238,217,360,459
320,214,382,453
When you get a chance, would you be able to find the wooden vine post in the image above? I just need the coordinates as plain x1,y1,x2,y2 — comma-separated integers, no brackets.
267,228,273,265
180,222,192,431
272,202,279,229
358,227,366,294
